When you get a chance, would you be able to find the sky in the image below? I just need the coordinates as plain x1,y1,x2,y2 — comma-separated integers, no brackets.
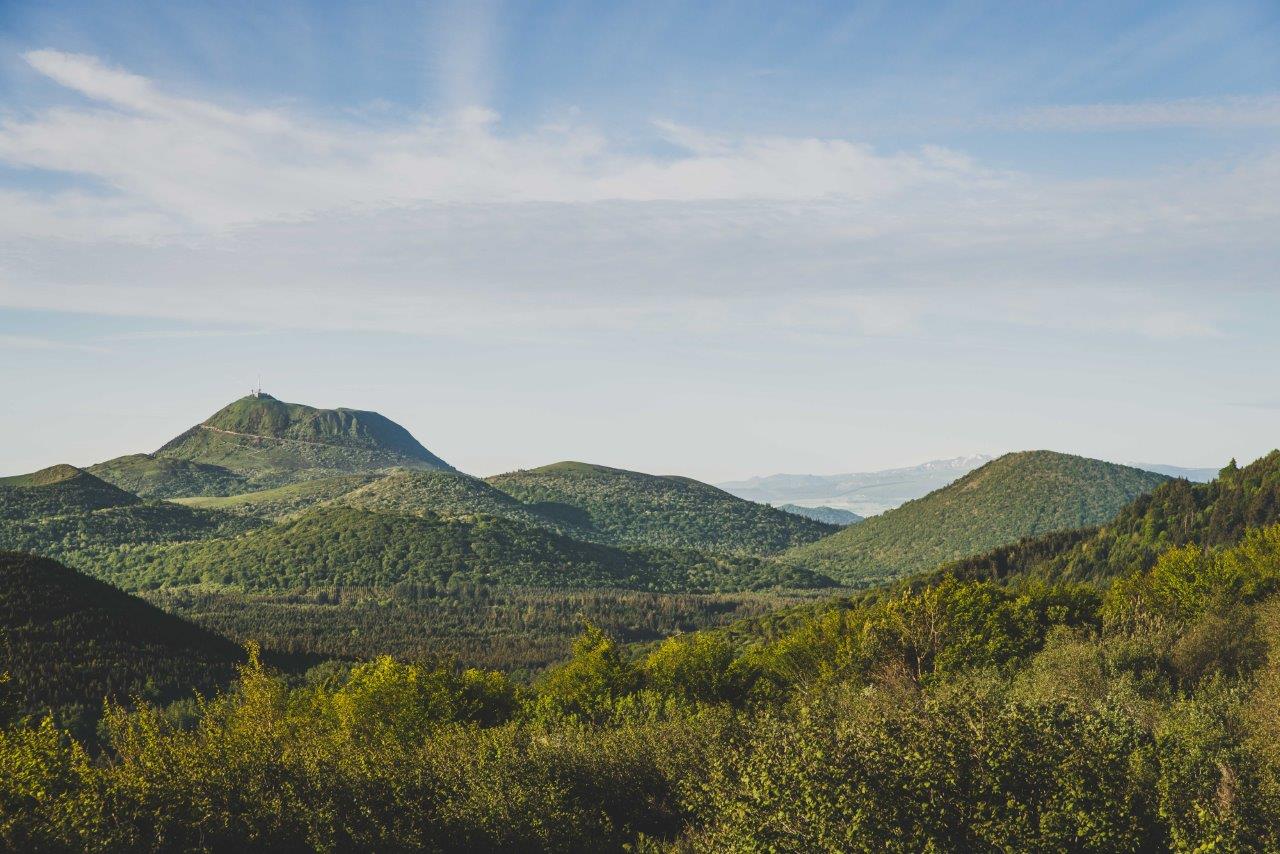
1,0,1279,482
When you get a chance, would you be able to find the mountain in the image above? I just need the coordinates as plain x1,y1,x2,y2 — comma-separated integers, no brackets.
0,552,240,725
1129,462,1219,483
115,393,452,494
780,451,1170,584
0,464,140,520
100,506,835,593
777,504,863,526
718,454,994,517
943,451,1280,585
486,462,838,554
88,454,249,498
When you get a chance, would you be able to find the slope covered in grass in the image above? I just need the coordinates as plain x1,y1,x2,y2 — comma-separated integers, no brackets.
175,475,379,520
486,462,837,555
942,451,1280,585
781,451,1169,584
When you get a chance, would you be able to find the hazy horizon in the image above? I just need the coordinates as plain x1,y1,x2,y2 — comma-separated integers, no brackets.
3,1,1278,481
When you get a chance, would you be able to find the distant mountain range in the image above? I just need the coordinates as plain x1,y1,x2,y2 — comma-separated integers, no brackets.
1127,462,1219,482
718,455,995,516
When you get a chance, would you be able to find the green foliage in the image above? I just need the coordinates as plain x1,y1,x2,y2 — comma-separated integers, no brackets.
781,450,1170,584
92,506,834,593
147,585,814,677
947,449,1280,585
487,461,838,555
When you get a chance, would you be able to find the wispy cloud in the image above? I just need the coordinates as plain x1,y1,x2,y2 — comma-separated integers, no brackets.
999,94,1280,131
0,52,1275,347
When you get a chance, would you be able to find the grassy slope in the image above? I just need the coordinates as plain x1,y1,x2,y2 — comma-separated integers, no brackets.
941,450,1280,584
88,454,249,498
175,475,379,520
101,506,834,593
0,551,241,722
486,461,838,555
781,451,1170,584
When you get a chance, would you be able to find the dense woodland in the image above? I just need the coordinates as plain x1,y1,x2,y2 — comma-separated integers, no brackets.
7,516,1280,849
147,586,820,676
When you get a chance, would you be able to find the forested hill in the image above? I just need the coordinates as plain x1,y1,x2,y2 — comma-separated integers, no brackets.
122,393,453,492
0,552,241,728
88,454,250,498
778,504,864,526
942,450,1280,584
0,464,140,520
93,506,834,593
486,461,837,554
780,451,1170,584
331,469,585,534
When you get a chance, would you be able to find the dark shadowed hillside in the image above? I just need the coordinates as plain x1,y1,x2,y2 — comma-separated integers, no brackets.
0,552,241,726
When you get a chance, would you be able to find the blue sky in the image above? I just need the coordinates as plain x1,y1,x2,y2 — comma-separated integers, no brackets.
1,0,1278,480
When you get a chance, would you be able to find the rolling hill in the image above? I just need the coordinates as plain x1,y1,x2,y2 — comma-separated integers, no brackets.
0,464,263,572
942,451,1280,585
0,552,241,725
99,506,835,593
88,454,249,498
136,392,452,491
0,464,140,520
330,468,586,532
780,451,1170,584
486,462,838,554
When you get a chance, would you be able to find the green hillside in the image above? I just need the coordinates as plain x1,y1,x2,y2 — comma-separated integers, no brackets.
486,462,837,554
943,450,1280,584
99,506,833,593
778,504,863,526
0,464,263,571
332,468,591,533
0,552,240,727
0,464,140,520
782,451,1169,584
88,454,249,498
175,475,379,520
152,393,453,489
